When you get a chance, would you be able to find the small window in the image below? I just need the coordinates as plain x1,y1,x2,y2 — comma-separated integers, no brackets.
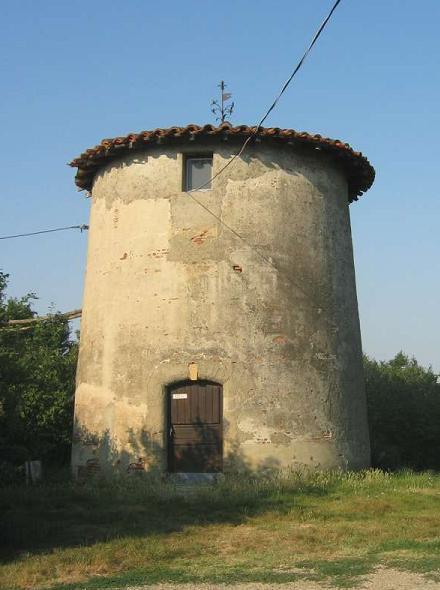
184,156,212,191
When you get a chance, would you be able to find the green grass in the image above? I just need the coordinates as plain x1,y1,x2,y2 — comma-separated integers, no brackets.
1,470,439,589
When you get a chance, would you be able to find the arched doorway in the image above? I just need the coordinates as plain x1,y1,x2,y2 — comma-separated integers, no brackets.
167,380,223,473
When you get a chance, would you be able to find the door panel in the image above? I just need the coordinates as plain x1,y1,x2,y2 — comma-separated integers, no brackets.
168,381,222,473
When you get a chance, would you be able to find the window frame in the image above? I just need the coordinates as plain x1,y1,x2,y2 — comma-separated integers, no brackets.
183,154,213,192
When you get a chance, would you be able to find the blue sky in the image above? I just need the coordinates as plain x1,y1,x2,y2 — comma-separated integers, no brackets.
1,0,439,370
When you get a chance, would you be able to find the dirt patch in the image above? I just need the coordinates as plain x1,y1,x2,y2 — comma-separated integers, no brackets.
361,567,440,589
126,567,440,590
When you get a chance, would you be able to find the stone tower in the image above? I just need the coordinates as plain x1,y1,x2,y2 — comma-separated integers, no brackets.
70,123,375,476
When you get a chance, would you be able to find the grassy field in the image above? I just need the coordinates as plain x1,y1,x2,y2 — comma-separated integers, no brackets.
1,470,439,589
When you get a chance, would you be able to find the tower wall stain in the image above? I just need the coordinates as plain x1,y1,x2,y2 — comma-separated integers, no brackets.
72,141,371,474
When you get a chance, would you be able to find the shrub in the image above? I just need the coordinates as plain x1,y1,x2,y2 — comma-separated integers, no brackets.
365,352,440,470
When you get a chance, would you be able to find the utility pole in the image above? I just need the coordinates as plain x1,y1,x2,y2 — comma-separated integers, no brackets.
211,80,234,124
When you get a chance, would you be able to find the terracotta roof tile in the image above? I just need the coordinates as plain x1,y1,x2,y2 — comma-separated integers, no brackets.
69,123,374,201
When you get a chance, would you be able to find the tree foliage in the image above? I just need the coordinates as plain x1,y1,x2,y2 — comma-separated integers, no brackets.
365,352,440,471
0,271,77,470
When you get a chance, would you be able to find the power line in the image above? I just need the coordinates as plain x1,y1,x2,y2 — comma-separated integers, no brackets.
1,0,342,332
184,190,275,269
253,0,342,131
0,224,89,241
185,0,343,274
1,1,340,249
188,0,343,194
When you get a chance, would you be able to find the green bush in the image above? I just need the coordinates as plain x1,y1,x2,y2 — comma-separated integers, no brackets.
364,352,440,470
0,271,77,472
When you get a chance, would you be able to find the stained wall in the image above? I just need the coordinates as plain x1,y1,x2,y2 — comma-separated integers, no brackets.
71,141,370,474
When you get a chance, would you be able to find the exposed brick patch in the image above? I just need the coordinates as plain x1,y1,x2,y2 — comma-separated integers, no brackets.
191,230,209,245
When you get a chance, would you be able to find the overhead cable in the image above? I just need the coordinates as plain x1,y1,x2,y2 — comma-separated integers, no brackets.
187,0,343,194
1,1,341,247
0,224,89,241
185,0,343,276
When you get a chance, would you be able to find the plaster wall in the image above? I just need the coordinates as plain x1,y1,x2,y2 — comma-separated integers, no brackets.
72,142,370,474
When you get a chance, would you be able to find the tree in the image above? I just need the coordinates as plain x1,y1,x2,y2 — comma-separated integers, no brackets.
0,271,77,471
365,352,440,470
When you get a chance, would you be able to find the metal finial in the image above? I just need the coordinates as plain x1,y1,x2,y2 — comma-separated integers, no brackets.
211,80,234,124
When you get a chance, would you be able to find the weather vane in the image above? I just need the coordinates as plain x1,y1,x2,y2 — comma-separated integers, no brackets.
211,80,234,124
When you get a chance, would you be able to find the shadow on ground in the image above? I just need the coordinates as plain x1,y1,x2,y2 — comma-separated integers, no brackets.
0,426,333,564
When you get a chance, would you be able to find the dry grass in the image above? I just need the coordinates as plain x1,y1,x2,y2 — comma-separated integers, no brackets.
1,470,439,589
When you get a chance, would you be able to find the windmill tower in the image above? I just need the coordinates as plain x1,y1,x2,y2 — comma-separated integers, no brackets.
70,123,374,476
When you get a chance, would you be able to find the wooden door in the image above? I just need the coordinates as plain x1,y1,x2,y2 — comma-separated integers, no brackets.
167,381,222,473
